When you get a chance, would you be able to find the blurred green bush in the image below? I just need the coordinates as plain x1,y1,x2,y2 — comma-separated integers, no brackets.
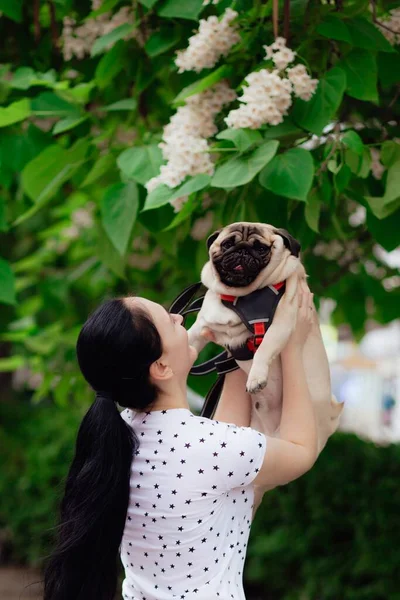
1,398,399,598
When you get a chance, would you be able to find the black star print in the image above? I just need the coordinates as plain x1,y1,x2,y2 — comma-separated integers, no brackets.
162,460,167,465
184,443,191,448
176,473,183,478
228,471,234,477
240,450,245,456
154,483,159,489
189,547,195,553
213,465,219,471
180,459,186,464
172,489,177,495
170,504,175,509
170,447,175,452
157,430,162,435
220,442,227,448
213,452,218,457
199,438,205,443
198,468,204,474
197,519,202,524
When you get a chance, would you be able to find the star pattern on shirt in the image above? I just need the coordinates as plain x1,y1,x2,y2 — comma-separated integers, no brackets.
119,408,267,600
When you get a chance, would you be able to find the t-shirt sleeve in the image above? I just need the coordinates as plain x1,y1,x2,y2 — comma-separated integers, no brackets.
209,420,267,491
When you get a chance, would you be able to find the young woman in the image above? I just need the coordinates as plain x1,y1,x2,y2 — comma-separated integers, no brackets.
43,282,316,600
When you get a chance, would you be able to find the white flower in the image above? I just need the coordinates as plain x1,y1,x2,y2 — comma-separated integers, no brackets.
225,41,318,130
370,148,386,180
175,9,240,73
61,0,143,61
376,8,400,45
145,82,236,212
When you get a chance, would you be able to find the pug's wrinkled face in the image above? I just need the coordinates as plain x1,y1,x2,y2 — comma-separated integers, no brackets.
207,222,300,288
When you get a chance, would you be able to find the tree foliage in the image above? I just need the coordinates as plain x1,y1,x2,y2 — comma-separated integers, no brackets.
0,0,399,404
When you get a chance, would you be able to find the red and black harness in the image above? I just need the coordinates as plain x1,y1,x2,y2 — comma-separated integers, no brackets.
169,280,286,418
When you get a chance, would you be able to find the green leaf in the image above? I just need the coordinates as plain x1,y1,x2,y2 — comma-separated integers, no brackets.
145,26,182,57
378,50,400,88
0,355,25,372
347,17,394,53
62,82,96,105
342,130,364,155
366,209,400,252
380,141,400,167
80,154,115,188
292,67,346,135
211,141,279,189
16,140,89,224
334,164,352,193
158,0,204,20
173,65,233,105
0,197,7,231
95,40,126,89
263,118,303,140
96,221,126,278
138,0,158,7
162,193,201,231
100,182,139,255
345,148,371,178
101,98,137,111
0,98,30,128
10,67,58,90
0,257,16,305
305,188,321,233
339,49,378,103
316,15,352,43
117,144,163,185
216,128,263,153
31,92,78,117
259,148,315,202
365,159,400,219
53,115,88,134
91,22,137,56
143,174,211,211
0,0,23,22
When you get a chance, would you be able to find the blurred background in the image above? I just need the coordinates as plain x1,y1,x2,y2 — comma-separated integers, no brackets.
0,1,399,599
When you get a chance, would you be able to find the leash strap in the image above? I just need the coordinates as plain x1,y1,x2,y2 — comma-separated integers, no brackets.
168,281,203,314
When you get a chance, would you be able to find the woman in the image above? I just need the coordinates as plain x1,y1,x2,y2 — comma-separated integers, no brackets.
43,282,316,600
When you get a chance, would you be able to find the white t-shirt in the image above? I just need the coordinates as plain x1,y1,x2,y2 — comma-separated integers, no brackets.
119,407,267,600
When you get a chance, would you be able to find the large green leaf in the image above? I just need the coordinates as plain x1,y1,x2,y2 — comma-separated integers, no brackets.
0,98,30,128
292,67,346,135
366,209,400,252
0,257,16,305
342,130,364,155
211,141,279,189
100,182,139,255
101,98,137,111
259,148,315,201
380,141,400,167
378,50,400,88
145,26,182,57
339,49,378,103
364,160,400,219
0,0,22,22
16,140,89,224
173,65,233,105
216,129,263,153
347,17,394,53
95,41,126,89
142,174,211,211
117,145,163,185
305,187,321,233
11,67,59,90
158,0,204,20
31,92,78,117
53,115,88,135
80,155,115,188
91,23,137,56
316,15,352,43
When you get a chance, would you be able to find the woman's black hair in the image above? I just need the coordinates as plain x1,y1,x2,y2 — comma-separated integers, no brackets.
42,297,163,600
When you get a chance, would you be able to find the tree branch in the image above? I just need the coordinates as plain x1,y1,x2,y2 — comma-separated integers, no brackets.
273,0,279,39
283,0,290,43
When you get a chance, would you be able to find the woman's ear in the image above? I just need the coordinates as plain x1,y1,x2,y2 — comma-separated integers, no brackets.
149,359,174,382
206,229,222,251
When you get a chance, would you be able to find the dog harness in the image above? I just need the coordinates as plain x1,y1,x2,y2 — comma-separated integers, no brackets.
169,280,286,418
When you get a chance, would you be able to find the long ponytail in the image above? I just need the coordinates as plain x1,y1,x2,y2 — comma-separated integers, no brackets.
43,298,163,600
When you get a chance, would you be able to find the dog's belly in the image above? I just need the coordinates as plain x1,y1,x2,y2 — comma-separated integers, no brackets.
236,317,333,441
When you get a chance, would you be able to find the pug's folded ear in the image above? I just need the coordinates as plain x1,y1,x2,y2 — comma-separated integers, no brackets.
273,228,301,257
206,229,222,251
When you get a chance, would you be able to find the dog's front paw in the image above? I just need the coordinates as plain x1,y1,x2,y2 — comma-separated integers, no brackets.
246,366,269,394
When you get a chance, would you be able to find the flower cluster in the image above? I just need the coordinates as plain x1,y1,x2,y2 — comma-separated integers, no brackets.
146,82,236,212
61,1,141,61
175,9,240,73
376,8,400,45
225,37,318,129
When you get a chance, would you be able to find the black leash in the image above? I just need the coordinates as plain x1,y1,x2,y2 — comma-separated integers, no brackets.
168,282,239,419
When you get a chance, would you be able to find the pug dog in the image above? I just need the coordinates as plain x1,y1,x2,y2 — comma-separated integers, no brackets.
187,222,344,508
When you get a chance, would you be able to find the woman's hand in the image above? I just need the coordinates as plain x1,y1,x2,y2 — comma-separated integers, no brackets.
283,280,314,353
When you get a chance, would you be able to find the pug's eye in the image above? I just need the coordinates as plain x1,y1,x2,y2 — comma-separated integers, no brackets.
253,240,270,254
221,238,235,250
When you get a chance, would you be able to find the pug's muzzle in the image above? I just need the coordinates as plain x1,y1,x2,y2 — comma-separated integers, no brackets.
213,241,271,287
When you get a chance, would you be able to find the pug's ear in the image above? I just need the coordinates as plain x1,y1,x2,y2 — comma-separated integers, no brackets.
206,229,222,251
274,228,301,257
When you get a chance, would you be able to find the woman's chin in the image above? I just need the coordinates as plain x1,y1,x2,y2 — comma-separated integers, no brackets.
189,345,198,363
